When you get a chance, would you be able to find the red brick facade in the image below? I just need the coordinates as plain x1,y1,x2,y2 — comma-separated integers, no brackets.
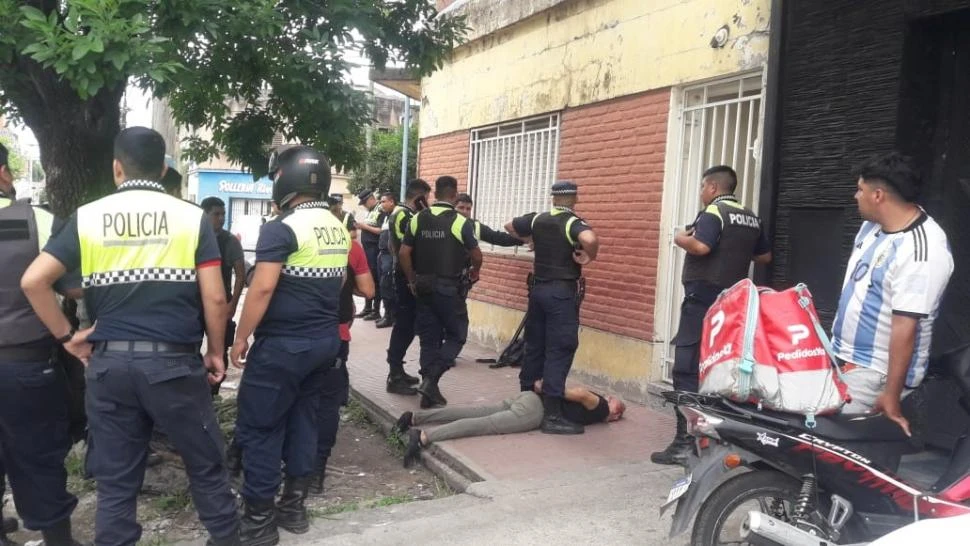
418,88,670,342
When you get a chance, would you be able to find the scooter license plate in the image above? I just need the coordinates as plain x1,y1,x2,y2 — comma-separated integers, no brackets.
665,474,692,505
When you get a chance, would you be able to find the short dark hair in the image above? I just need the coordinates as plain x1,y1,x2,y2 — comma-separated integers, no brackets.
114,127,166,181
405,178,431,200
702,165,738,194
457,193,473,205
0,142,8,168
200,196,226,212
853,152,921,202
435,176,458,200
380,191,397,203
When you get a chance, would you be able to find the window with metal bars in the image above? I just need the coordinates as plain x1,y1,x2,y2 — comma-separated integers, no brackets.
468,114,560,255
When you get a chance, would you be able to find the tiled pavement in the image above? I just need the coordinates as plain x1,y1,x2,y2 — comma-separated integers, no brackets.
344,305,677,484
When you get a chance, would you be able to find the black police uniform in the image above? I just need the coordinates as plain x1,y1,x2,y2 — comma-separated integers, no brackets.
43,179,239,544
651,194,767,466
461,219,523,298
511,198,591,416
234,200,348,508
357,190,385,316
672,195,768,393
386,204,422,394
0,193,78,538
403,202,478,407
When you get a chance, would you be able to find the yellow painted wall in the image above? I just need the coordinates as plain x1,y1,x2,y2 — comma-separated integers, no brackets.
420,0,771,137
467,299,661,402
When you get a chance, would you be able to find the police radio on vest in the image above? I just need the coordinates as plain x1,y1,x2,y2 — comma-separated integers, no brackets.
103,211,169,237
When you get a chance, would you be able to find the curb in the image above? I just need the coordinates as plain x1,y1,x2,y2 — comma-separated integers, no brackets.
348,387,484,494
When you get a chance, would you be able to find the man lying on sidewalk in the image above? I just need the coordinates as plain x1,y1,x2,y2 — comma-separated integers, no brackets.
395,381,626,467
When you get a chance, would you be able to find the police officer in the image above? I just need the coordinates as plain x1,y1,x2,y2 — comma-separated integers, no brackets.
650,165,771,465
456,193,524,248
327,193,357,237
356,189,385,320
1,144,82,546
506,181,599,435
384,179,431,395
229,145,349,544
399,176,482,408
376,192,399,328
21,127,240,544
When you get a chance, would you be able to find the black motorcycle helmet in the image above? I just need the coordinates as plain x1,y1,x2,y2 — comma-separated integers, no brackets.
267,145,331,208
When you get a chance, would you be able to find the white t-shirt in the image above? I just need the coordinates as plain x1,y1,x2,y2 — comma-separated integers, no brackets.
832,213,953,388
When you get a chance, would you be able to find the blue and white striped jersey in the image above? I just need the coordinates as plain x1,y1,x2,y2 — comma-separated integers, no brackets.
832,213,953,388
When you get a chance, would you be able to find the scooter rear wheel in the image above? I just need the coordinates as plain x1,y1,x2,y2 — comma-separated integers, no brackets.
691,470,802,546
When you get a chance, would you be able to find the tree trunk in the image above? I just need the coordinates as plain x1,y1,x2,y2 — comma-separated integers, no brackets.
3,56,124,217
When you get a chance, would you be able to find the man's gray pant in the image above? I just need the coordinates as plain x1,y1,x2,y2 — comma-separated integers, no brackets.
414,391,544,443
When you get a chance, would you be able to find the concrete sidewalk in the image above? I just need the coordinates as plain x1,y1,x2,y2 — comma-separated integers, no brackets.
344,308,678,486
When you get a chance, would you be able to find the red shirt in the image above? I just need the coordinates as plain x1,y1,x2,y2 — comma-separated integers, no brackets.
341,240,370,341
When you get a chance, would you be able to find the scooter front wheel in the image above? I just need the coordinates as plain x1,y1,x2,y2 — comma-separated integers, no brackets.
691,470,802,546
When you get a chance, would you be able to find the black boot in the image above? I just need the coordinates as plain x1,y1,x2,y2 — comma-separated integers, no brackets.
308,457,327,497
540,395,584,435
416,372,447,408
276,476,310,535
401,370,420,385
354,302,372,318
650,409,693,466
386,371,417,395
206,530,242,546
240,498,278,546
375,315,395,328
40,518,81,546
403,429,424,468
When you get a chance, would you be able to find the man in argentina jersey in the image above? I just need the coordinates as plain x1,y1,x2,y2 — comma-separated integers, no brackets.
832,153,953,435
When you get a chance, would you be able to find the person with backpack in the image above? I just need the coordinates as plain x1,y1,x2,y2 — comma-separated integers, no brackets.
650,165,771,466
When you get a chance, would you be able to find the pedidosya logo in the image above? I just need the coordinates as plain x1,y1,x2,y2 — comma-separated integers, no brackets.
700,343,733,374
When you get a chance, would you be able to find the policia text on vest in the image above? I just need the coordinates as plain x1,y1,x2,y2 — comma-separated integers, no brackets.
22,167,241,543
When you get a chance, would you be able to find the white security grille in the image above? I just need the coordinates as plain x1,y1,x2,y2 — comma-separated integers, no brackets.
660,73,765,381
468,114,560,254
229,197,273,224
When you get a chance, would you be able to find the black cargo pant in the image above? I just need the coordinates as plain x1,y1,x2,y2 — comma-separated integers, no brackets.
519,280,579,398
671,288,720,393
415,279,469,377
85,345,238,543
0,357,77,531
317,340,350,462
387,271,417,373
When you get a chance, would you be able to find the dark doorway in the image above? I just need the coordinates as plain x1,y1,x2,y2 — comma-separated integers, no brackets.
897,9,970,354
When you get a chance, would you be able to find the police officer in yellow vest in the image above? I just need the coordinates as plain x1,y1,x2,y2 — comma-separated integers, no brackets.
399,176,483,408
1,144,83,546
507,181,599,435
229,145,349,544
22,127,240,544
327,193,356,237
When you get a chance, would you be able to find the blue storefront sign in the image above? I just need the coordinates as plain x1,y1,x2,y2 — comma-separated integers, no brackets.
194,170,274,227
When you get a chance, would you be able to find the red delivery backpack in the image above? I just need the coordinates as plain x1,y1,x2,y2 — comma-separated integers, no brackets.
698,279,850,421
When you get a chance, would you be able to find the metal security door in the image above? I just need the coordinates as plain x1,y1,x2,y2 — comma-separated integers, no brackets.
660,74,766,380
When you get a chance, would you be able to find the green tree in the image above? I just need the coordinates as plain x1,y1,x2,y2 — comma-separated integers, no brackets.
0,134,25,176
0,1,465,216
348,123,418,199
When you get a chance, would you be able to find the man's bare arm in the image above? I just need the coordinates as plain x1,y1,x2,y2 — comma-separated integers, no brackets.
577,230,599,260
399,245,415,284
564,386,601,410
674,229,712,256
198,266,228,356
354,271,375,299
753,252,772,265
230,258,246,314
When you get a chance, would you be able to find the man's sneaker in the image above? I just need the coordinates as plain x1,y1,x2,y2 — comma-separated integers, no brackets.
393,411,413,434
403,429,423,468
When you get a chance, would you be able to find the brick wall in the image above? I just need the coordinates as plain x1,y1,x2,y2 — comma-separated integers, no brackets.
418,89,669,342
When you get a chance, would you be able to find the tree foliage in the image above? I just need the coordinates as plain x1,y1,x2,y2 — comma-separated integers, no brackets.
0,134,26,176
348,123,417,199
0,0,466,214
